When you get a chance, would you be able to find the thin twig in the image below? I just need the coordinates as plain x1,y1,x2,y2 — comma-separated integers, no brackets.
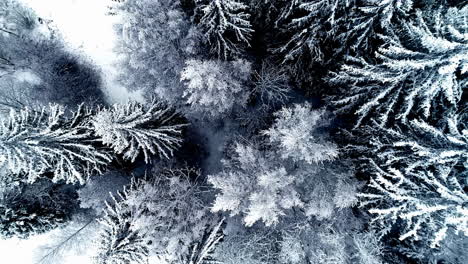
0,27,19,37
37,219,95,264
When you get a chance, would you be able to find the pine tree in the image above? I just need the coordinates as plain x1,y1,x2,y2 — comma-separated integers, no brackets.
185,218,224,264
208,143,303,226
276,0,355,70
261,104,338,164
93,193,149,264
180,59,251,117
329,6,468,127
360,160,467,248
92,100,186,162
0,104,111,184
346,0,413,54
196,0,254,59
94,168,214,262
128,168,213,262
111,0,199,102
0,101,185,184
0,180,79,239
358,116,467,248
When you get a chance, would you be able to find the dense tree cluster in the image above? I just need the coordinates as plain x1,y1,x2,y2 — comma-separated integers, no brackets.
0,101,185,184
0,0,466,263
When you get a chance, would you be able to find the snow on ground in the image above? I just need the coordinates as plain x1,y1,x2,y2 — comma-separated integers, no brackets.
19,0,142,103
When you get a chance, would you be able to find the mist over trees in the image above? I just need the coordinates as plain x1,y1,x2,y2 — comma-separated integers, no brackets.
0,0,466,264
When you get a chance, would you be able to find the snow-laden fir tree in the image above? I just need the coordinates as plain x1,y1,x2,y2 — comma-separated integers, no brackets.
184,218,224,264
261,104,338,164
346,0,413,53
360,161,467,248
358,115,467,249
299,164,360,220
276,0,355,72
93,192,149,264
180,59,251,117
352,231,384,264
0,101,185,184
329,6,468,127
0,179,78,239
0,203,63,239
95,168,215,263
195,0,254,59
208,143,302,227
0,105,111,184
111,0,200,102
129,168,214,262
279,223,349,264
92,100,186,162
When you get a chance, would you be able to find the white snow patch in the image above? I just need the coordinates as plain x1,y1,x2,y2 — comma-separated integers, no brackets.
13,70,42,85
19,0,143,103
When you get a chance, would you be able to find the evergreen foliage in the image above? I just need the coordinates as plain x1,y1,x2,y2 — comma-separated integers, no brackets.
111,0,198,101
93,192,149,264
180,59,251,117
1,1,466,263
195,0,254,59
92,100,186,162
358,117,467,248
0,101,185,184
94,168,216,263
329,6,467,127
0,105,111,184
0,180,78,239
261,104,338,164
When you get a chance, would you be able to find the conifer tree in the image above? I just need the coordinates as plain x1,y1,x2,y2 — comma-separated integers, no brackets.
196,0,254,59
0,101,185,184
94,168,214,263
330,6,468,127
346,0,413,54
93,193,149,264
92,100,186,162
276,0,355,71
185,218,224,264
358,115,467,248
261,104,338,164
111,0,199,102
0,105,111,184
180,59,251,117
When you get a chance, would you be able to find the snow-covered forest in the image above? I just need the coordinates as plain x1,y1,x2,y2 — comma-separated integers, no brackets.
0,0,466,263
